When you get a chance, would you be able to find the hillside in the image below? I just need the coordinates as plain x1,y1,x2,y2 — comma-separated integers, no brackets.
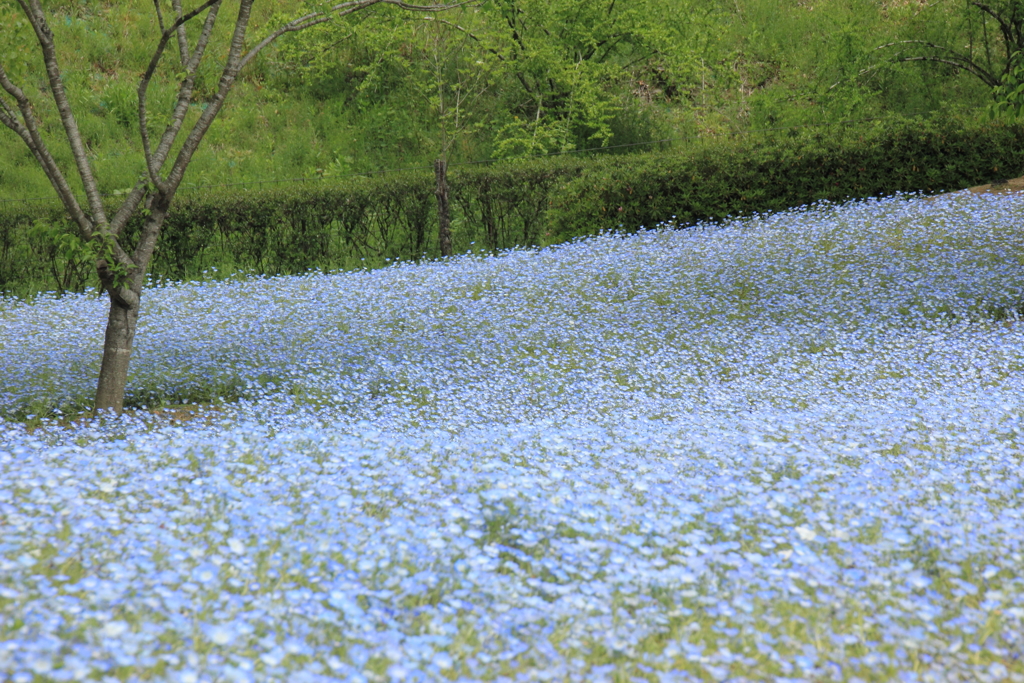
0,0,995,202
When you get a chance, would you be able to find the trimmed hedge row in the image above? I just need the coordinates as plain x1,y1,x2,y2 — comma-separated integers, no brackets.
1,112,1021,298
548,115,1024,237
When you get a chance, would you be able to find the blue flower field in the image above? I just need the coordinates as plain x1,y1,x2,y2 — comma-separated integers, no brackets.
2,192,1024,681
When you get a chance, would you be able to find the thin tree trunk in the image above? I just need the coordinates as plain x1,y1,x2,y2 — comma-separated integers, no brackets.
93,202,168,413
435,158,453,257
483,202,498,252
94,296,140,413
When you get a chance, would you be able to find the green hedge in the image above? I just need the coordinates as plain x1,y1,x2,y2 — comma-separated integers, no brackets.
546,114,1024,237
1,112,1021,299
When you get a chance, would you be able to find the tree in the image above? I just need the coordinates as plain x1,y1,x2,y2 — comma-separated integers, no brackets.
479,0,706,156
410,9,497,255
0,0,464,415
856,0,1024,91
274,0,707,159
991,50,1024,118
274,2,498,255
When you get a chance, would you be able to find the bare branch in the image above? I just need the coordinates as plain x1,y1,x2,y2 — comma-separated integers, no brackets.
172,0,191,66
894,55,1001,86
872,39,962,55
163,0,226,44
18,0,107,228
970,1,1018,54
829,62,886,90
108,180,152,237
150,2,223,176
0,60,93,237
418,16,508,61
0,86,29,139
138,33,178,192
157,0,257,235
152,0,167,34
449,8,542,95
869,39,1001,87
138,0,223,193
239,0,477,70
418,12,544,95
0,89,55,181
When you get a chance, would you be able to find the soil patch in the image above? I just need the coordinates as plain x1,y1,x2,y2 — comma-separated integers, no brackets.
949,175,1024,196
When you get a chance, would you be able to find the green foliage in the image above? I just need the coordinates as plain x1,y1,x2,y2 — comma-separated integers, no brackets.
480,0,712,155
0,204,75,297
1,0,1018,301
0,0,1005,204
3,111,1020,299
547,112,1024,239
25,218,96,295
271,0,715,160
991,51,1024,121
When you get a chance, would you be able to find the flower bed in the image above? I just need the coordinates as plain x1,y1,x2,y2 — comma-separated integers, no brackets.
2,192,1024,681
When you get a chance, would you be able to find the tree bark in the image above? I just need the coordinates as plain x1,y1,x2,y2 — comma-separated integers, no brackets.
94,295,141,414
93,199,169,413
435,158,453,257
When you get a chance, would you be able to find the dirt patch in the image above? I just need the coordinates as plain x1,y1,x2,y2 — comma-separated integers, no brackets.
947,176,1024,197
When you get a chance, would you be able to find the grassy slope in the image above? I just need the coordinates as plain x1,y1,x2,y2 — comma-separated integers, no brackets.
0,0,993,203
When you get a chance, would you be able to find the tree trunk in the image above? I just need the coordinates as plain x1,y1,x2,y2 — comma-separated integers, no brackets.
483,203,498,252
435,158,453,257
94,295,141,413
93,201,167,414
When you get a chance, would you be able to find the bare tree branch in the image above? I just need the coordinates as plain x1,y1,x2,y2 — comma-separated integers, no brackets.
896,54,1001,86
0,104,46,176
970,1,1019,58
239,0,476,70
416,14,536,95
831,53,1001,90
0,76,36,149
151,2,223,165
152,0,257,262
867,39,1001,87
116,0,220,238
829,62,886,90
17,0,107,229
108,180,153,237
137,0,223,196
0,61,93,237
152,0,167,34
172,0,191,66
419,16,506,60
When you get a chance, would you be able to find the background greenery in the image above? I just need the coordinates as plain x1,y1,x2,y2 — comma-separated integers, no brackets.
0,0,1019,296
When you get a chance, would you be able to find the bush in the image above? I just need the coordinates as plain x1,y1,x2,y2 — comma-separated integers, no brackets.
1,111,1020,298
546,113,1024,238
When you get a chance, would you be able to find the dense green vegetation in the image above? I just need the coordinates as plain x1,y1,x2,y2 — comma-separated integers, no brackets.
3,0,1022,299
5,109,1021,298
0,0,1005,201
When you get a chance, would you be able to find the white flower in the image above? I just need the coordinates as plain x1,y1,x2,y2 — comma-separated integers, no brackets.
432,652,454,670
207,624,235,646
101,621,129,638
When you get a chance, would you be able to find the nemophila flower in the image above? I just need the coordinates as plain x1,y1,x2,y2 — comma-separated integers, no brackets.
192,562,220,586
2,192,1024,680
